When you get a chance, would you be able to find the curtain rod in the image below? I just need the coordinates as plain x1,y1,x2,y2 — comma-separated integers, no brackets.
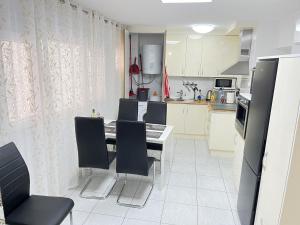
58,0,124,28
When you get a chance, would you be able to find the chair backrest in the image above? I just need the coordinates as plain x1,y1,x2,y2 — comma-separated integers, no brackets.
118,98,138,121
116,120,149,176
0,142,30,217
143,101,167,125
75,117,110,169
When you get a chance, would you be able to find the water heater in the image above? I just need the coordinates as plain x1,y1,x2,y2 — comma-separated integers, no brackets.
142,45,162,75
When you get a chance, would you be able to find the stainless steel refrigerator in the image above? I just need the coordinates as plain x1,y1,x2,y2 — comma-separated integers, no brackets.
237,58,279,225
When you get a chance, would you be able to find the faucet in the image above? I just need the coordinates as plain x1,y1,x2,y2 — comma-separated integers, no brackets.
177,90,184,100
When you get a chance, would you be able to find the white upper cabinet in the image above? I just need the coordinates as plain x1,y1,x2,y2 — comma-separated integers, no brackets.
202,36,240,77
185,35,203,76
165,32,240,77
165,33,187,76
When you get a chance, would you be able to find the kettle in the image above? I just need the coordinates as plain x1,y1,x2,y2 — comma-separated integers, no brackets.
206,90,213,101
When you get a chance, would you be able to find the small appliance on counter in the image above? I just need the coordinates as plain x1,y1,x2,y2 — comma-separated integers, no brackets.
226,92,235,104
206,90,212,101
214,77,237,90
137,88,149,101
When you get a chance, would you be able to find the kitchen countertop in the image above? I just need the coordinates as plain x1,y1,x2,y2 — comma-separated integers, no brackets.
165,99,236,112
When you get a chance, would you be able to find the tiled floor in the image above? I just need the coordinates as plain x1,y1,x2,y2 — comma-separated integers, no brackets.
62,138,242,225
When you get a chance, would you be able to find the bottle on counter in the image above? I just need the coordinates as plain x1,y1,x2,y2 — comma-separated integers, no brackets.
91,108,96,117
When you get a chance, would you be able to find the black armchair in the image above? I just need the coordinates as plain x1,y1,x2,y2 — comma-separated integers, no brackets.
0,142,74,225
75,117,117,200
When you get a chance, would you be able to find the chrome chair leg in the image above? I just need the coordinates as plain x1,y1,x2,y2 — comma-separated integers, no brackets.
70,211,73,225
80,173,117,200
117,161,156,208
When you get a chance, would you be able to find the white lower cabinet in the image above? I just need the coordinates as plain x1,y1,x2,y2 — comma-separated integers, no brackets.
167,103,208,136
208,111,236,153
233,131,245,190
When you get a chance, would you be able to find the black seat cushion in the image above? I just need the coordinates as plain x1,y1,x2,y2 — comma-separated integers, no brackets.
106,138,116,145
6,195,74,225
147,143,163,151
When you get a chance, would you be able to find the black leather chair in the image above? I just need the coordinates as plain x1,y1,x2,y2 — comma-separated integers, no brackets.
116,120,155,208
0,142,74,225
118,98,138,121
144,101,167,154
143,101,167,125
106,98,138,146
75,117,117,200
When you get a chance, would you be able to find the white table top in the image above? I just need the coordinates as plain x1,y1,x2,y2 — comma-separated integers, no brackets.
104,120,173,144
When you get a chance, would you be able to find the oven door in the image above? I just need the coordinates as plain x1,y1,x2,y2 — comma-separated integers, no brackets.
235,100,248,138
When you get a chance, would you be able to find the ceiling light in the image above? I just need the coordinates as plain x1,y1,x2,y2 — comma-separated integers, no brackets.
192,24,215,33
161,0,212,3
166,40,180,45
296,24,300,32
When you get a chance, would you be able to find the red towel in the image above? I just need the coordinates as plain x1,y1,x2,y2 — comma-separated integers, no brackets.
163,67,170,99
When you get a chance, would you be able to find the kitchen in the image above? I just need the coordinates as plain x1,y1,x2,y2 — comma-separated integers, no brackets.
1,1,300,225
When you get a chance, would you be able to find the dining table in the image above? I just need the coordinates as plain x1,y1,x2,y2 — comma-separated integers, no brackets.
104,120,174,189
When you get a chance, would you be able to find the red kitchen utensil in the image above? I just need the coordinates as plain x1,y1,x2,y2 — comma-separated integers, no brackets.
129,35,136,96
130,57,140,75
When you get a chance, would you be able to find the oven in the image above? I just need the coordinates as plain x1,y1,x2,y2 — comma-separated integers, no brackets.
214,78,236,90
235,95,250,139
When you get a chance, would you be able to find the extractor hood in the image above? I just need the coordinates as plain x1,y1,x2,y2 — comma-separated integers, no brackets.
221,29,253,75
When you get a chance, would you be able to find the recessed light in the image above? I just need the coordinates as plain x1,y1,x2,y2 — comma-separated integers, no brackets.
161,0,212,3
166,40,180,45
192,24,215,33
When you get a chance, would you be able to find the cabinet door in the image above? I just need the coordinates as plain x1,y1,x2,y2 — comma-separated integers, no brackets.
185,105,208,135
202,36,240,77
165,33,187,76
167,104,186,133
185,35,203,77
208,111,236,151
202,36,220,77
218,36,240,76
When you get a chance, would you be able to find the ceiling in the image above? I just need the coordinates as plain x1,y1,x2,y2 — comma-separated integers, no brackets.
77,0,300,32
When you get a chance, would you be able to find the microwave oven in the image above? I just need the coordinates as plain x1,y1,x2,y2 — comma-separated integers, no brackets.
214,78,237,90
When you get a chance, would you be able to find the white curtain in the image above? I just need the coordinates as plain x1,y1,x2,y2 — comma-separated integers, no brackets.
0,0,124,195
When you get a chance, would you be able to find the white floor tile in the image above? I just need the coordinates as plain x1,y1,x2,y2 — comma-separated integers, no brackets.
197,176,226,191
61,211,89,225
232,210,242,225
133,181,167,202
198,207,235,225
197,189,230,210
92,195,129,217
168,172,197,188
162,202,197,225
196,164,222,178
126,200,164,222
165,186,197,205
122,218,160,225
224,178,238,194
84,213,123,225
227,192,238,210
171,161,196,174
111,179,140,197
70,194,98,213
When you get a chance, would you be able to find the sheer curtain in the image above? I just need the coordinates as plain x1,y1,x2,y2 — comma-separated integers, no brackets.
0,0,124,195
